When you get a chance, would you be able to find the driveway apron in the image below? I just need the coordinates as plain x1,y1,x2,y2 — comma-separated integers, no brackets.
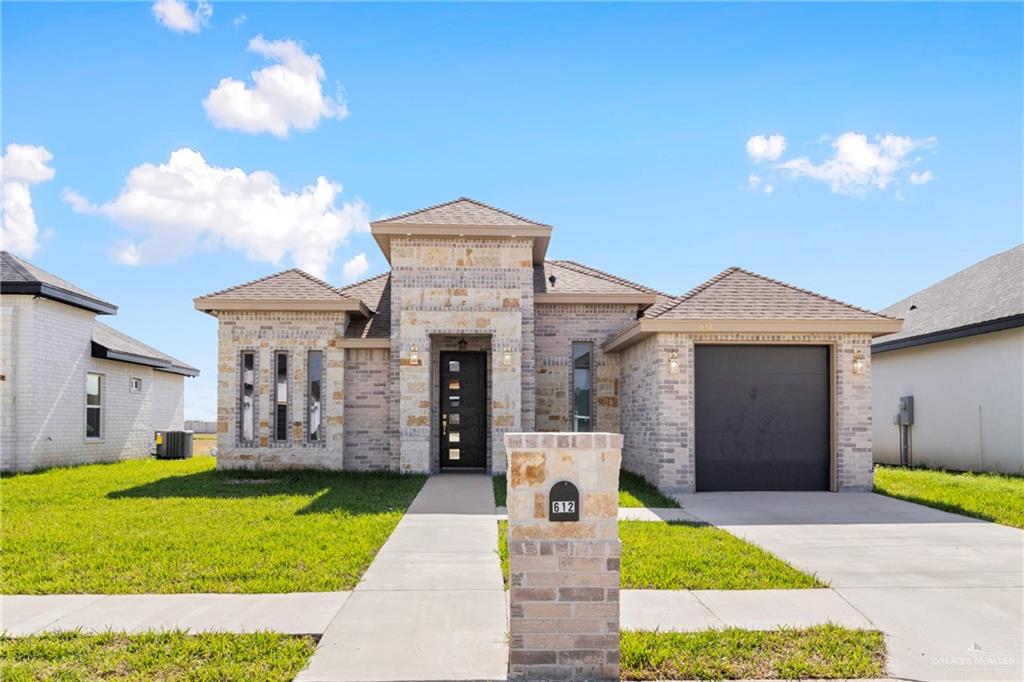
296,473,507,682
677,491,1023,682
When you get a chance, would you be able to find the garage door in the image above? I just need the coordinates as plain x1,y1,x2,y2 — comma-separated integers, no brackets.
695,345,830,492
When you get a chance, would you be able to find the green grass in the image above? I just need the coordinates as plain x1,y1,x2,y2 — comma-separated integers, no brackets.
493,470,679,509
620,521,823,590
0,631,315,681
497,520,509,589
621,625,886,680
874,465,1024,529
0,456,425,594
493,474,507,507
618,470,679,508
496,520,822,590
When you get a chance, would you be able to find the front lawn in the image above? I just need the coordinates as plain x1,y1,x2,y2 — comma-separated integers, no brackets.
496,520,822,590
0,456,425,594
619,521,823,590
492,470,679,509
621,625,886,680
874,465,1024,529
0,631,314,681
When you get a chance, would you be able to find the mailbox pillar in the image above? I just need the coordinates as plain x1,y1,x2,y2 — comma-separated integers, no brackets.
504,432,622,681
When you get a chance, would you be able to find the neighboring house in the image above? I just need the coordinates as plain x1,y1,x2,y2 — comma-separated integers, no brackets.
195,197,899,493
872,244,1023,474
0,251,199,472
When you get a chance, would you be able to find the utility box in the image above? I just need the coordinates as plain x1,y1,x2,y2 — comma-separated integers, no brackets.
893,396,915,426
155,431,194,459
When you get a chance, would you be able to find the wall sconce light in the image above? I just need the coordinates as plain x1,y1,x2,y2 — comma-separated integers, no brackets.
409,345,421,366
502,347,513,366
668,350,680,374
852,350,865,375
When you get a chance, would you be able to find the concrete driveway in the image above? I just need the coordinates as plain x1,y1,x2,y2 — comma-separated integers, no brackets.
677,492,1023,682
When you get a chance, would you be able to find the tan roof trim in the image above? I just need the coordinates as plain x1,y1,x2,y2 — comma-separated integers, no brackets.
603,317,904,352
194,297,370,316
336,338,391,349
535,292,657,307
371,223,552,265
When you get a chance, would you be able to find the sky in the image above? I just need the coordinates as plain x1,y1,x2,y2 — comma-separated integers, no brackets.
3,2,1021,420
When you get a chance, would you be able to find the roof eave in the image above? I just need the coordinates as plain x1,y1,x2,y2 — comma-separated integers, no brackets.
370,223,552,265
2,282,118,315
91,342,200,377
872,313,1024,354
193,297,370,317
603,317,904,352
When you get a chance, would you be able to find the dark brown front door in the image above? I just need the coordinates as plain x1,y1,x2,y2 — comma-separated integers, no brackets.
440,351,487,469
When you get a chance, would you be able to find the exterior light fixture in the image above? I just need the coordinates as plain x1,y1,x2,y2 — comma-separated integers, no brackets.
668,350,680,374
409,345,420,366
503,347,513,366
852,350,866,375
457,338,468,351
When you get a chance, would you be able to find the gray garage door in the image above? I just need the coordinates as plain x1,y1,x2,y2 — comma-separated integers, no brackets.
695,345,830,492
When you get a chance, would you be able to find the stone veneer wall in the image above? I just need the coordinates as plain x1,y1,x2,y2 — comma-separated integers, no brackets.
618,331,875,493
215,310,345,470
534,304,637,435
343,347,391,471
388,237,534,473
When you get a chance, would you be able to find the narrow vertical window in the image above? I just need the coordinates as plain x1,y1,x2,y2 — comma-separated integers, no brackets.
86,373,102,438
308,350,323,442
275,352,289,442
572,342,593,432
240,352,255,443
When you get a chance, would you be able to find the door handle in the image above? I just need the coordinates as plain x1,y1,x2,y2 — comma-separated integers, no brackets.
442,414,448,436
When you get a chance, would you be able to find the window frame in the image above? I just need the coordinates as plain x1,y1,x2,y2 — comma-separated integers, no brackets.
239,351,257,446
129,377,142,393
307,350,324,444
273,350,290,443
85,372,103,440
571,340,594,433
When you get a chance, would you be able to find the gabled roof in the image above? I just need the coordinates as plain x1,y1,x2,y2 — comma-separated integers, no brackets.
373,197,549,227
649,267,896,321
874,244,1024,352
370,197,553,265
338,272,391,340
194,268,368,315
92,322,199,376
0,251,117,315
534,260,662,308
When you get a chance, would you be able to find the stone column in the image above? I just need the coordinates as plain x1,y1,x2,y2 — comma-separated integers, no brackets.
504,432,622,681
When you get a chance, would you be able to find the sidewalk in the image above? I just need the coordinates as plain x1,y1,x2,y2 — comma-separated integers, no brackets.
295,473,508,682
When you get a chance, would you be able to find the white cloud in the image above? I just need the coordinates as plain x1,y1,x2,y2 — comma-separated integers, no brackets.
1,143,56,257
203,35,348,138
763,183,774,195
779,132,937,195
908,170,935,185
233,13,247,27
342,252,369,282
152,0,212,34
63,147,369,278
746,134,787,162
111,242,142,266
746,174,773,195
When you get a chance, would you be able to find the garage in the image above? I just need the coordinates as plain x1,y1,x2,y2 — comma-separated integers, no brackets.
695,345,830,492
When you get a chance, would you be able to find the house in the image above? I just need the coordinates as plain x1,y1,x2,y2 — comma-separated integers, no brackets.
195,197,900,493
0,251,199,472
872,244,1023,474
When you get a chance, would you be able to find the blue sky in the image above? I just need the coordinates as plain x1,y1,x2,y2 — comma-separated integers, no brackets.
3,2,1021,419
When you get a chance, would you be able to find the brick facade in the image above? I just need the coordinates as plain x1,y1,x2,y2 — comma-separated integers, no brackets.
343,347,391,471
1,296,186,472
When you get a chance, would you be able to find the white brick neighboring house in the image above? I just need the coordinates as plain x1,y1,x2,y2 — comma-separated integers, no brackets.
195,197,901,493
1,251,199,472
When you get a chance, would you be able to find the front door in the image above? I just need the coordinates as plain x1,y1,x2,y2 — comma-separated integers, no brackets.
440,351,487,469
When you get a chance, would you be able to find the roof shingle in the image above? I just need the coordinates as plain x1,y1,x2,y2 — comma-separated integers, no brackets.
1,250,116,313
198,269,354,302
93,322,199,375
339,272,391,339
374,197,549,227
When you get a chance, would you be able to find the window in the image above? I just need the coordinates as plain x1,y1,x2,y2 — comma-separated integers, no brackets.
240,352,255,443
129,377,142,393
572,342,593,432
274,352,289,442
86,373,102,438
308,351,323,442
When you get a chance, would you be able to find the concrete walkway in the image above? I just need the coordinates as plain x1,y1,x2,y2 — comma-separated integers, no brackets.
1,593,349,636
296,473,507,682
676,492,1024,682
